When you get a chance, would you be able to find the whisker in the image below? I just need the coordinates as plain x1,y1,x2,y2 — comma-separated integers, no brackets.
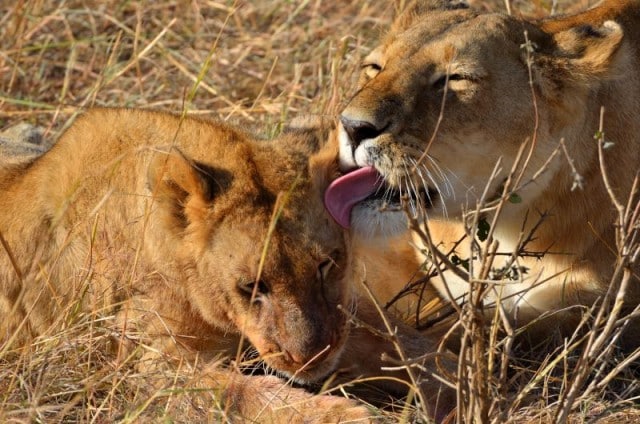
418,162,444,199
411,160,434,215
403,160,419,216
397,176,405,211
410,157,449,218
382,182,394,207
427,156,455,198
421,170,445,217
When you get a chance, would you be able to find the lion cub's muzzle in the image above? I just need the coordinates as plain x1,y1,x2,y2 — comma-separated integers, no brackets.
249,293,349,382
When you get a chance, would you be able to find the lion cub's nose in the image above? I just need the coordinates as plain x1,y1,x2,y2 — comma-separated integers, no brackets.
284,346,331,368
340,116,382,147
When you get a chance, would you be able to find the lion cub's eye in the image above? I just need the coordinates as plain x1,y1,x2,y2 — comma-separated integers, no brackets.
237,278,269,301
317,258,335,282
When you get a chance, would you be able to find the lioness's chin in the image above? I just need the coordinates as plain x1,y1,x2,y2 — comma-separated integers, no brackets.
351,203,408,239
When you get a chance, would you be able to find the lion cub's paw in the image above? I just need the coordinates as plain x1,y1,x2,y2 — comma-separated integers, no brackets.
224,373,378,423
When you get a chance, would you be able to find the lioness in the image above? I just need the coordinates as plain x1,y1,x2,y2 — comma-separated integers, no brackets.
0,109,452,421
325,0,640,339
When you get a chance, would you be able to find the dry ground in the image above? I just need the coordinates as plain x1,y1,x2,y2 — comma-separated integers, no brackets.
1,0,640,423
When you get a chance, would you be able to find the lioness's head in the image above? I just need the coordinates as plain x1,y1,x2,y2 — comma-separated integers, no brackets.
147,119,349,382
324,0,625,236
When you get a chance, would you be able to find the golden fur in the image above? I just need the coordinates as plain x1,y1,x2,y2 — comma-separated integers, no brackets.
0,109,453,421
338,0,640,339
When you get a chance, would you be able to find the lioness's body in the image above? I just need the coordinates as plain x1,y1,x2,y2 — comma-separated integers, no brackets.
338,0,640,336
0,109,453,421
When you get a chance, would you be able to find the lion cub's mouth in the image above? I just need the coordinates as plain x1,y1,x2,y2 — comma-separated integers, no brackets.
324,166,436,228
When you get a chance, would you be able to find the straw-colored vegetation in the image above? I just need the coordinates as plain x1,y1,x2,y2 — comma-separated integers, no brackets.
0,2,399,422
2,0,639,423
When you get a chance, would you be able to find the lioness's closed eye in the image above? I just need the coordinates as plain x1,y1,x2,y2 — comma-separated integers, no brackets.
325,0,640,342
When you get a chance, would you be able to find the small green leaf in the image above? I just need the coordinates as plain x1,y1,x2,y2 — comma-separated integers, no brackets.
508,193,522,204
476,218,490,242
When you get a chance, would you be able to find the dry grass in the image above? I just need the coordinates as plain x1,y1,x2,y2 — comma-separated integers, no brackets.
1,1,395,422
1,0,391,133
409,159,640,423
2,0,640,423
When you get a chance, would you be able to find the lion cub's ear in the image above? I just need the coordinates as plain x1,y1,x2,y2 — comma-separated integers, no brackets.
147,148,231,229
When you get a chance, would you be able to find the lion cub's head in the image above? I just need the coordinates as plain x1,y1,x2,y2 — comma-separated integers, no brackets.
143,117,349,382
324,0,626,236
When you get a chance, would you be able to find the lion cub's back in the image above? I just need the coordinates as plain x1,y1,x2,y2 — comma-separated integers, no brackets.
24,109,247,207
52,108,248,167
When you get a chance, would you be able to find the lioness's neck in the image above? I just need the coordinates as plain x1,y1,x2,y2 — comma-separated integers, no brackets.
495,62,640,279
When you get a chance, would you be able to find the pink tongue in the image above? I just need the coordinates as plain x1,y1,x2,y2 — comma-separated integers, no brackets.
324,166,383,228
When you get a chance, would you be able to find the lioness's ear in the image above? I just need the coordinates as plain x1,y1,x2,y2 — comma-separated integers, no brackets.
396,0,468,14
535,21,623,90
147,148,231,229
552,21,623,75
391,0,469,34
531,20,624,106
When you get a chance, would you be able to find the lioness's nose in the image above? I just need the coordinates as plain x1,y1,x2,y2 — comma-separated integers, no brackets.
340,116,382,147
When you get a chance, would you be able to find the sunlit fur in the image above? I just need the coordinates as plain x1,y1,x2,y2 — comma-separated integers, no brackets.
0,109,454,420
0,108,355,381
340,0,640,340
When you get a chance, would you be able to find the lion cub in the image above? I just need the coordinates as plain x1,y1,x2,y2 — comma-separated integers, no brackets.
0,109,453,422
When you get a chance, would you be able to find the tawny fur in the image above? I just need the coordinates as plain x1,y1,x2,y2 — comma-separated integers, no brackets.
0,109,453,422
339,0,640,340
